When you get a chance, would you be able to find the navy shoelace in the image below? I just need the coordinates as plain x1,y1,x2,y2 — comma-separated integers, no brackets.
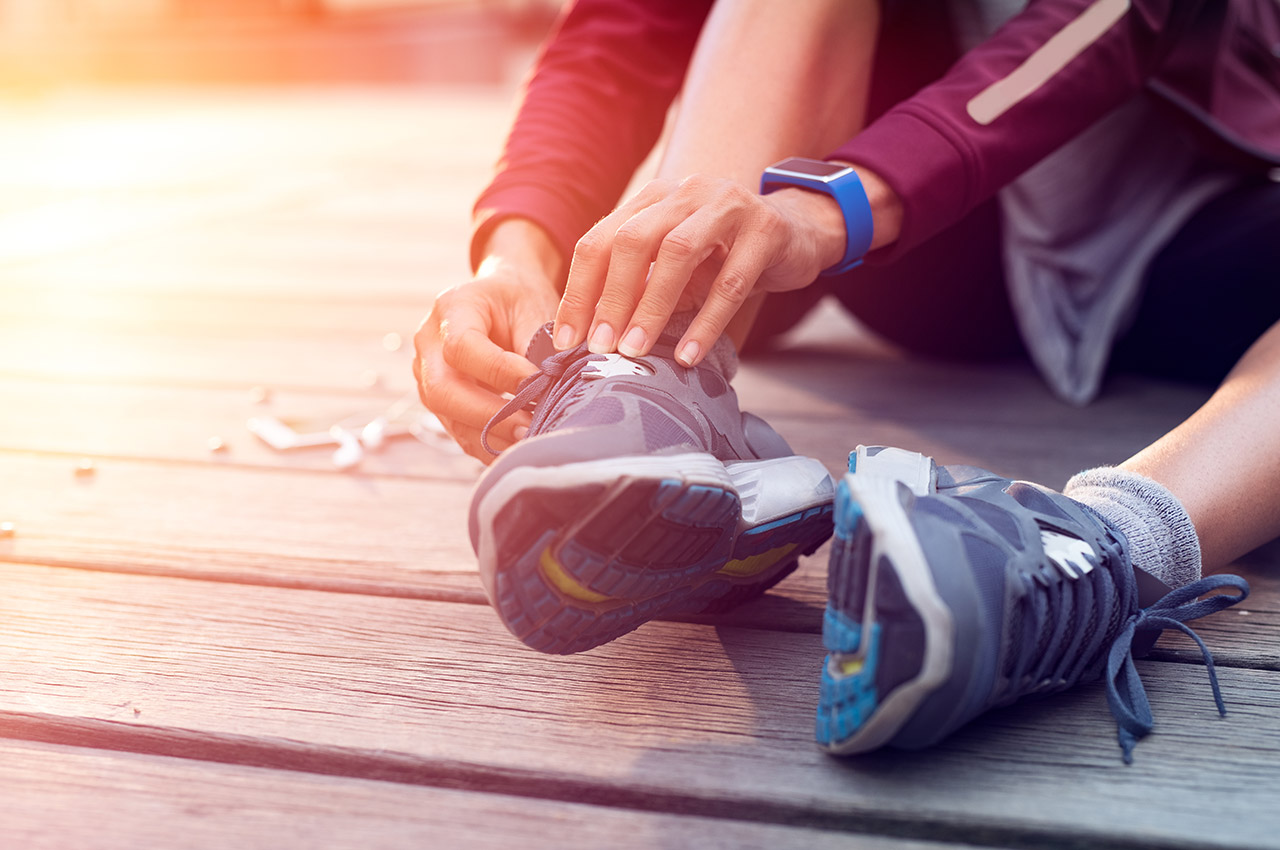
1009,530,1249,763
480,345,601,455
1106,573,1249,762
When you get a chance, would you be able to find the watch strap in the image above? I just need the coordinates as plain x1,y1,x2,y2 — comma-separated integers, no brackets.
760,163,873,276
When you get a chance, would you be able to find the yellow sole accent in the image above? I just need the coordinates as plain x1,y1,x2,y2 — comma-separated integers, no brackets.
717,543,797,578
839,657,866,676
539,546,611,603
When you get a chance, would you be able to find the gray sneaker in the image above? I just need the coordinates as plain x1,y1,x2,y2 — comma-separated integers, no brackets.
469,323,834,654
819,446,1249,762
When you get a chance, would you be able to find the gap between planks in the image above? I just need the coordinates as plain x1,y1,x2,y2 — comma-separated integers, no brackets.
0,739,992,850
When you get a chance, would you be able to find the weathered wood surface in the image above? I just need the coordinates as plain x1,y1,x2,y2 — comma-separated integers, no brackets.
0,379,482,479
0,561,1277,850
3,87,1278,849
3,740,991,850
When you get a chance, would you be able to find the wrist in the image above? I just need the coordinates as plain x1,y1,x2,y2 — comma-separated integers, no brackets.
767,189,849,271
838,163,902,251
477,217,566,286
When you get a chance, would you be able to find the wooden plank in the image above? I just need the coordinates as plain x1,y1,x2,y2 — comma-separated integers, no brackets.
0,323,1207,450
0,739,978,850
0,90,508,280
0,234,470,301
0,562,1277,850
737,353,1209,488
0,452,483,594
0,288,436,341
1,449,1274,649
0,326,422,394
0,379,482,480
0,452,831,631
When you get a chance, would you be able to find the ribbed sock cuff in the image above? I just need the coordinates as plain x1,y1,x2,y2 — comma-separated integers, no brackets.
662,311,739,380
1063,467,1201,590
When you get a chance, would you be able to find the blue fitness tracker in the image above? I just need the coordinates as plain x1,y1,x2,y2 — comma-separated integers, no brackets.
760,157,873,276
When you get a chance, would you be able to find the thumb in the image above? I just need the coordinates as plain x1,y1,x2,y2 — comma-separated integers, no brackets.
512,300,557,363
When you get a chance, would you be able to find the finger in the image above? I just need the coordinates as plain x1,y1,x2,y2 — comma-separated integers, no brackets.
618,204,734,358
675,230,775,367
411,353,427,407
424,371,535,450
438,416,497,464
442,417,522,463
439,302,538,394
421,361,513,431
513,303,555,366
555,180,672,350
588,197,712,355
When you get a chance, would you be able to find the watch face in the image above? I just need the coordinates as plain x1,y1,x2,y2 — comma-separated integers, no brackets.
767,157,852,181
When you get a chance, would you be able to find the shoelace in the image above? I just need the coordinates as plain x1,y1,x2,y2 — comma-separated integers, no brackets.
1007,530,1248,763
1106,573,1249,762
480,345,601,455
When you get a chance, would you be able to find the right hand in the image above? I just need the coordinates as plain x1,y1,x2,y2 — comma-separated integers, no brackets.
413,255,560,462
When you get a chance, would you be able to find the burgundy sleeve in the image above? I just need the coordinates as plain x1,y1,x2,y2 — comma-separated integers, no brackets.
830,0,1207,262
470,0,714,273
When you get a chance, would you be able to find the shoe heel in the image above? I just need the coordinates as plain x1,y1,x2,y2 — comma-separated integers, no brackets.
819,476,883,748
819,473,954,754
848,445,936,495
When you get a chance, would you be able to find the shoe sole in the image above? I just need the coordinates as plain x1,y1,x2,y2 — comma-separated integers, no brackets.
475,452,834,654
818,469,954,754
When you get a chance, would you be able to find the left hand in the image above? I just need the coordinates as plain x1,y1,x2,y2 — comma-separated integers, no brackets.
552,174,846,367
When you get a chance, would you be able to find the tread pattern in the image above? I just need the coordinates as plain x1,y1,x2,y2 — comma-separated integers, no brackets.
490,475,833,654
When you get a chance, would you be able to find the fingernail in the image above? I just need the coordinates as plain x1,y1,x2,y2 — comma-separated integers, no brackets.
553,323,575,350
588,323,615,353
618,326,647,357
676,339,701,367
513,425,529,441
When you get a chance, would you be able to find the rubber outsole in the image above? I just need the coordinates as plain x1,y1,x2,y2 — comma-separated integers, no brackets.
479,456,833,655
818,472,955,754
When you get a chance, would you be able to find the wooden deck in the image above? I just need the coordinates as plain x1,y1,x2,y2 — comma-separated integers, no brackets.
0,87,1276,849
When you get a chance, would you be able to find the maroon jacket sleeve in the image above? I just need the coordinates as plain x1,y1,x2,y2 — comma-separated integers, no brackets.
470,0,714,273
830,0,1207,262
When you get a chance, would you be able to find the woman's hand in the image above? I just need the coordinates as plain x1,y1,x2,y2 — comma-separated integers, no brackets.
413,221,562,462
551,175,847,366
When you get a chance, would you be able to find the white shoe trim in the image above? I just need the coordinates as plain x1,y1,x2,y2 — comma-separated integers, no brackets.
852,445,936,495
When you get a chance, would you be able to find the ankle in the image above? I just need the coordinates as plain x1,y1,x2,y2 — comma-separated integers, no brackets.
1064,467,1202,590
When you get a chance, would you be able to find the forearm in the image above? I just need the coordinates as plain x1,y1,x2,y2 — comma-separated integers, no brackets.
829,0,1205,258
471,0,712,270
1123,320,1280,570
476,217,566,289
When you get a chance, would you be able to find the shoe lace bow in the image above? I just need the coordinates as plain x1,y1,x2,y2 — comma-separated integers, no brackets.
1105,572,1249,762
1008,532,1248,763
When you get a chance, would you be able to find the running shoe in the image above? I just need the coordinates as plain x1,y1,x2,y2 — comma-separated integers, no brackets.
469,322,835,654
818,446,1249,762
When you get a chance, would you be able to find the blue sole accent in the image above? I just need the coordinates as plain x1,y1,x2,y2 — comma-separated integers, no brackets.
822,607,861,653
833,478,863,542
491,473,834,655
816,622,881,748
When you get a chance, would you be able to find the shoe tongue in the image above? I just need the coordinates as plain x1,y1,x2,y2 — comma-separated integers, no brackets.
524,322,559,366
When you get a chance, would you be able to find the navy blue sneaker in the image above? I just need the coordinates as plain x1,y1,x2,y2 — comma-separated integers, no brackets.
469,324,834,654
818,446,1249,762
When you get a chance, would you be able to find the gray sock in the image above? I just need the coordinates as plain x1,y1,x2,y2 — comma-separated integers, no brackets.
662,311,739,380
1063,467,1201,590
